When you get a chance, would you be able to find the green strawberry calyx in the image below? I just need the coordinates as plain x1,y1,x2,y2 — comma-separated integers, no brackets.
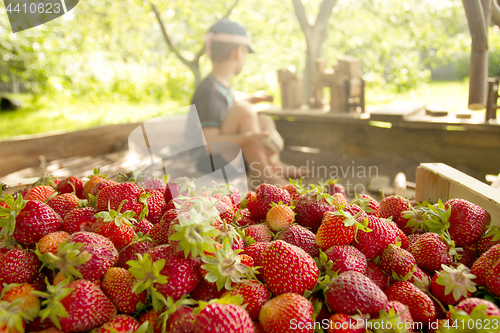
0,194,25,238
86,167,108,180
127,253,169,312
32,278,74,330
193,294,245,315
35,241,91,279
169,209,220,259
288,177,307,195
95,199,137,228
481,226,500,242
435,264,477,302
201,238,258,291
350,194,374,213
307,250,338,297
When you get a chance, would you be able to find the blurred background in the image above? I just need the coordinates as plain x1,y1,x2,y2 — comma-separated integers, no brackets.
0,0,499,139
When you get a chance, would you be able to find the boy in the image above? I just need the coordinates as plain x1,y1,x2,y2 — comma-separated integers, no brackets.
187,19,307,186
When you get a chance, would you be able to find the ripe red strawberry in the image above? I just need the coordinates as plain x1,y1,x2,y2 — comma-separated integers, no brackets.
23,185,56,201
471,244,500,286
139,309,161,333
259,293,314,333
486,259,500,297
380,244,416,281
243,224,273,244
407,232,452,273
190,278,225,301
324,245,367,274
164,177,196,204
148,209,180,244
0,248,40,284
47,193,79,219
376,300,414,328
101,267,147,314
325,271,388,315
56,176,84,199
353,216,397,259
408,267,431,292
193,302,254,333
164,306,196,333
326,313,365,333
234,208,258,227
242,242,269,281
134,218,153,235
93,315,140,333
92,202,136,251
275,224,319,258
144,245,201,300
365,261,390,291
34,279,116,332
262,240,319,295
430,264,476,305
11,199,63,246
95,182,147,218
295,190,347,233
446,297,500,318
256,183,291,210
384,281,436,324
445,198,491,246
266,203,294,231
239,253,254,267
456,243,477,268
37,231,70,255
145,189,167,224
316,205,368,250
59,231,119,281
281,183,302,202
325,179,347,199
90,179,117,198
62,206,97,233
117,239,157,270
477,226,500,255
246,192,267,220
351,194,380,217
379,195,411,233
223,280,270,320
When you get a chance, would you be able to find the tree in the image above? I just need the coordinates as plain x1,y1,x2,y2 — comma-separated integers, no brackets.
151,0,240,86
292,0,338,105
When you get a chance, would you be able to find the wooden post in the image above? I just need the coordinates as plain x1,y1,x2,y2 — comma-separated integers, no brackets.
277,68,302,110
311,58,327,108
486,77,500,122
462,0,492,110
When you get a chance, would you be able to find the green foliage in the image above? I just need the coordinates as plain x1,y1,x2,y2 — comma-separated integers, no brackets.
0,0,495,105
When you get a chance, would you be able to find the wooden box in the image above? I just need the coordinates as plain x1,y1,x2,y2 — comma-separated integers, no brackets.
415,163,500,226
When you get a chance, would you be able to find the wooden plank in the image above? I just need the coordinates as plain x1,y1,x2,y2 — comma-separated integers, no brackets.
0,122,141,177
415,163,500,226
369,101,426,121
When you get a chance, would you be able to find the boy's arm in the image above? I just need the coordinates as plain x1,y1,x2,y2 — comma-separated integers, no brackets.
202,127,268,154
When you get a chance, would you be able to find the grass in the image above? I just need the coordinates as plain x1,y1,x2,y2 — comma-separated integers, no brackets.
0,94,183,141
0,80,472,141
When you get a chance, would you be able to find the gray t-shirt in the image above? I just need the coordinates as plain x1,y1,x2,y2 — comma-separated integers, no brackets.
185,75,235,143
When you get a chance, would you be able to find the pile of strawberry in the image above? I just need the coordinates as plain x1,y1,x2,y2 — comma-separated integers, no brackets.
1,172,500,333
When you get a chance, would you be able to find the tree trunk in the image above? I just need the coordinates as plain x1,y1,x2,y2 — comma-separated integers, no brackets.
293,0,338,106
463,0,492,110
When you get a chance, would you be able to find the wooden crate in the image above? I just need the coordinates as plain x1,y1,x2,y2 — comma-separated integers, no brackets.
415,163,500,226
